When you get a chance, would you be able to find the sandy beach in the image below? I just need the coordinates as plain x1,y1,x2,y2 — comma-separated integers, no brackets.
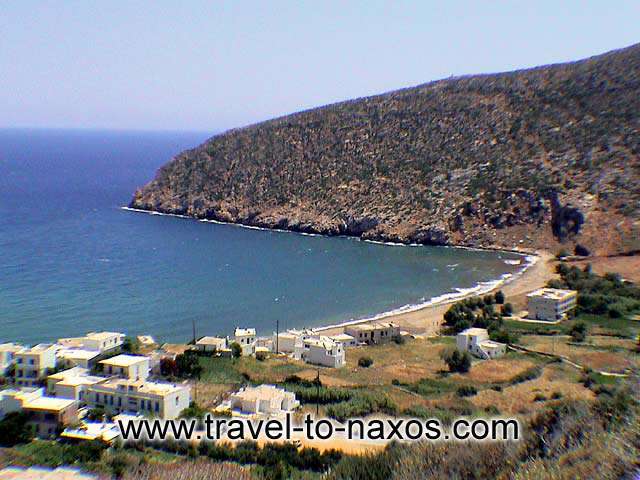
318,250,557,337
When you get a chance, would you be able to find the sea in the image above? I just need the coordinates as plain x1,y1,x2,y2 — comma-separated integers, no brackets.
0,128,527,344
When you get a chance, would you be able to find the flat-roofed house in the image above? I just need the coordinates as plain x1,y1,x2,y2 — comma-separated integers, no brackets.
14,344,57,387
57,348,102,369
345,322,400,345
272,329,315,354
47,366,108,402
226,384,299,415
234,327,257,356
99,355,149,381
527,288,578,321
294,336,345,368
195,336,227,352
0,387,78,438
328,333,357,348
58,331,125,353
85,378,190,419
61,420,121,444
0,343,23,375
456,328,506,359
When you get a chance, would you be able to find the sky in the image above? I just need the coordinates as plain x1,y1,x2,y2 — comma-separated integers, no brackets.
1,1,638,132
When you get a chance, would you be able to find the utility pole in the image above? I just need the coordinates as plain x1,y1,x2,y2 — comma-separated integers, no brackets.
276,319,279,354
192,319,196,345
316,369,320,417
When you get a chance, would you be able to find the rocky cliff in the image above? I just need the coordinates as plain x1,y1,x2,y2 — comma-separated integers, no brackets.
130,44,640,255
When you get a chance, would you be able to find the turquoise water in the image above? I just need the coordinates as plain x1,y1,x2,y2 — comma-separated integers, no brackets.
0,129,524,344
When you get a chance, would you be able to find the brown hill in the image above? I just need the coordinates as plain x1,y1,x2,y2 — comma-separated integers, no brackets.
130,44,640,256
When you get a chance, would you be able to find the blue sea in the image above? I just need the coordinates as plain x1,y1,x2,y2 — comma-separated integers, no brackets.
0,129,525,344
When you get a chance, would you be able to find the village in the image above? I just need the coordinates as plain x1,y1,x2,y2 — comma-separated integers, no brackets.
0,280,601,438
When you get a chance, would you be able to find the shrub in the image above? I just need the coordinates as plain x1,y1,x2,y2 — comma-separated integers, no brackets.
358,356,373,368
510,366,542,385
569,322,588,342
551,391,563,400
556,249,569,259
500,303,513,316
230,342,242,359
533,393,547,402
0,412,33,446
393,335,406,345
456,385,478,397
494,290,505,304
574,244,590,256
326,392,397,422
391,378,400,386
175,350,204,378
255,351,267,361
441,349,471,373
86,407,106,422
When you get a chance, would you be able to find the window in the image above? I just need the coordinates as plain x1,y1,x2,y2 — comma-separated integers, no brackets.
29,359,34,365
155,402,159,412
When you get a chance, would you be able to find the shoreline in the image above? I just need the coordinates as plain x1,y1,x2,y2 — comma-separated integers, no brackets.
122,206,553,338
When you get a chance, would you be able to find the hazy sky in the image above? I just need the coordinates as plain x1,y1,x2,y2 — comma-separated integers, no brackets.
1,1,638,132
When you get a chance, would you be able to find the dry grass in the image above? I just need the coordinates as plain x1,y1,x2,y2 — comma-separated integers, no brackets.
123,459,252,480
326,339,450,386
453,357,537,384
470,364,593,415
520,335,638,372
193,383,235,409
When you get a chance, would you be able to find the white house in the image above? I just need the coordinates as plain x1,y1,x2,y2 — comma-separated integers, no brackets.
47,366,107,402
0,387,78,438
527,288,578,321
0,343,23,375
272,329,315,354
456,328,506,359
99,355,150,381
345,322,400,345
195,336,228,353
294,336,345,368
234,328,257,356
14,344,57,387
58,331,125,353
85,378,190,420
328,333,357,348
56,348,102,369
226,384,299,416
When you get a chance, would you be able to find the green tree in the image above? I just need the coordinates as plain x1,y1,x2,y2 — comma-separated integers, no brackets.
494,290,505,304
0,412,33,447
569,322,588,342
230,342,242,359
441,349,471,373
358,356,373,368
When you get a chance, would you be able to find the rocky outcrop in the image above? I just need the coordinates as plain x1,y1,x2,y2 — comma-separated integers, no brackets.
130,44,640,256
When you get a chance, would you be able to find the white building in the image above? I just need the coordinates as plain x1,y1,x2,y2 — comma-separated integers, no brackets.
14,344,57,387
328,333,357,348
0,387,78,438
456,328,506,359
61,420,121,444
47,366,107,402
0,343,23,375
58,331,125,353
226,384,299,416
85,378,190,420
527,288,578,321
234,328,257,356
345,322,400,345
99,355,150,381
56,348,102,369
272,329,314,354
294,336,345,368
195,336,228,352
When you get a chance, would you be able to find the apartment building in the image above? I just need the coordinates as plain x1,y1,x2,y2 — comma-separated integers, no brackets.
99,354,150,381
85,378,190,420
456,328,506,359
47,366,107,402
58,331,125,353
0,343,23,375
0,387,78,438
56,348,101,369
527,288,578,321
14,344,57,387
294,336,345,368
345,322,400,345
